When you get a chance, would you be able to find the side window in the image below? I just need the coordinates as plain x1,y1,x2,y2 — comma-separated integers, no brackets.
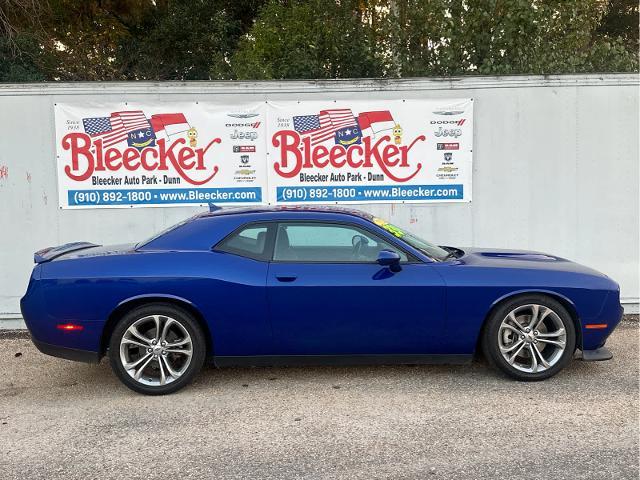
274,222,408,263
216,224,270,261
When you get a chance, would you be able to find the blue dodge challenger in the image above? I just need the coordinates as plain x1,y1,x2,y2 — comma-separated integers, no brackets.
21,206,623,394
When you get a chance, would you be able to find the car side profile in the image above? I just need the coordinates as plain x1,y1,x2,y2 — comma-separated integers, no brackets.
21,206,623,395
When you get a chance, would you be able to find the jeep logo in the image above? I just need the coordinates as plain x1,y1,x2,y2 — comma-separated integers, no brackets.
434,127,462,138
230,130,258,141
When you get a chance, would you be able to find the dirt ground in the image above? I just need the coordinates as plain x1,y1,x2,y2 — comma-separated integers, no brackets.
1,322,638,479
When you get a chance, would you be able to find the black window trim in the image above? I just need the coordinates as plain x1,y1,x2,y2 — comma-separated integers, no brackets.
269,219,423,265
212,221,276,262
214,218,429,265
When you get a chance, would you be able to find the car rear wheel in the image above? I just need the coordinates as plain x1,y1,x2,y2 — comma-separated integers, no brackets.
108,303,206,395
482,295,576,381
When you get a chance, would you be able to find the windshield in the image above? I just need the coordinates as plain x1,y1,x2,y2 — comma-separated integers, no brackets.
370,217,452,261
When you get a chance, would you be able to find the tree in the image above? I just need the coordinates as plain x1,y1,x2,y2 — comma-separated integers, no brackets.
118,0,269,80
233,0,638,79
597,0,639,53
0,0,637,81
0,32,47,81
230,0,382,79
16,0,266,81
39,0,142,80
118,0,239,80
380,0,639,77
0,0,49,81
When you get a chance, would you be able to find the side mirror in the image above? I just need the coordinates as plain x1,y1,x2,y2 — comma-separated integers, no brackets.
377,250,402,272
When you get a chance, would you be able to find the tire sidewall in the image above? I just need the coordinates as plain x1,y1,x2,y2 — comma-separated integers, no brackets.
108,303,206,395
483,295,576,381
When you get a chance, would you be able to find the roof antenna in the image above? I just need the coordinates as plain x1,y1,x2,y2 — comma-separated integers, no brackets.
208,203,222,213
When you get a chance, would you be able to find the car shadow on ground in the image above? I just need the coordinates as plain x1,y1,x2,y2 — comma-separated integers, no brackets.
36,352,613,399
2,329,629,400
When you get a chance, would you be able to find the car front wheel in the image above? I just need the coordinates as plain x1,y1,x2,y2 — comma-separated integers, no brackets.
482,295,576,381
108,303,206,395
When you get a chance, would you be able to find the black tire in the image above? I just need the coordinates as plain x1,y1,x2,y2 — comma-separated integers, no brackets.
108,303,206,395
481,294,576,381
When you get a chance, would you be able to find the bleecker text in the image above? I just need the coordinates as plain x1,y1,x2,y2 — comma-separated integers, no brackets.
272,131,425,182
62,133,221,185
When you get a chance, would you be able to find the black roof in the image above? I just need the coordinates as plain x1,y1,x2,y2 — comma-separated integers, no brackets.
198,205,373,219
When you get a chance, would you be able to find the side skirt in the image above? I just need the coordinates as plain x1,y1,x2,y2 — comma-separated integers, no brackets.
213,354,472,368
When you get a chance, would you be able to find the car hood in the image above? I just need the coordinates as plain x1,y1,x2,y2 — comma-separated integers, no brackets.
454,247,608,277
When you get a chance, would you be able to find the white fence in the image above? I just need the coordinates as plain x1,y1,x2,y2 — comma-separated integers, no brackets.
0,74,638,328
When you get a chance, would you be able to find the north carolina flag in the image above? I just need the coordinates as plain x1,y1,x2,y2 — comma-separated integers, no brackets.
82,111,150,147
292,109,358,146
357,111,395,135
150,113,190,136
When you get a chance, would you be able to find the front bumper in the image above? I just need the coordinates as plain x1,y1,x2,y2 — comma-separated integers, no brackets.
579,346,613,362
32,338,100,363
582,296,624,351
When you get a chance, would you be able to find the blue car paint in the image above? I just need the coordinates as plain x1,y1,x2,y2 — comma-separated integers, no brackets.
20,207,623,362
267,261,447,355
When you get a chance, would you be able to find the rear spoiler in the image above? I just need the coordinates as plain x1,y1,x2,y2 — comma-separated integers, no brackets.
34,242,100,264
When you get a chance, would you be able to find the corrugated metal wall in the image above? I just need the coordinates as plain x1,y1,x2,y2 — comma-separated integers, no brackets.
0,74,638,328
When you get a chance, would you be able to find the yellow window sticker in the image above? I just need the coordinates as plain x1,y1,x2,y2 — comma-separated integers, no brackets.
373,218,405,238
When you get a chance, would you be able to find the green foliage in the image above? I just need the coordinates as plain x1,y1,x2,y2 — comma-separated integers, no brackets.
0,0,637,82
33,0,265,80
230,0,380,79
0,32,47,81
42,0,138,80
389,0,639,76
596,0,639,52
118,0,242,80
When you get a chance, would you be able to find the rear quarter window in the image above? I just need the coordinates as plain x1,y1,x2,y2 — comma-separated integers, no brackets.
215,224,270,261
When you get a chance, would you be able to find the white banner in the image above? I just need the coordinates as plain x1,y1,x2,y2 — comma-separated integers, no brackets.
54,102,267,208
54,98,472,208
266,98,473,204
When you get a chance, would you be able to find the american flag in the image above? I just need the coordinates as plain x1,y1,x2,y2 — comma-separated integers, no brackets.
293,109,358,146
82,111,151,147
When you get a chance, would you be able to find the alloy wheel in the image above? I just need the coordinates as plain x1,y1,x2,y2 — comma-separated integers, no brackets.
119,314,193,386
498,304,567,374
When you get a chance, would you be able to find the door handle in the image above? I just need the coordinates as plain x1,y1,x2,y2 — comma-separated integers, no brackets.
275,274,297,282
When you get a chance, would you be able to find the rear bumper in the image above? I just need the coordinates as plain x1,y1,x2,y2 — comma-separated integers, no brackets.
32,338,100,363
